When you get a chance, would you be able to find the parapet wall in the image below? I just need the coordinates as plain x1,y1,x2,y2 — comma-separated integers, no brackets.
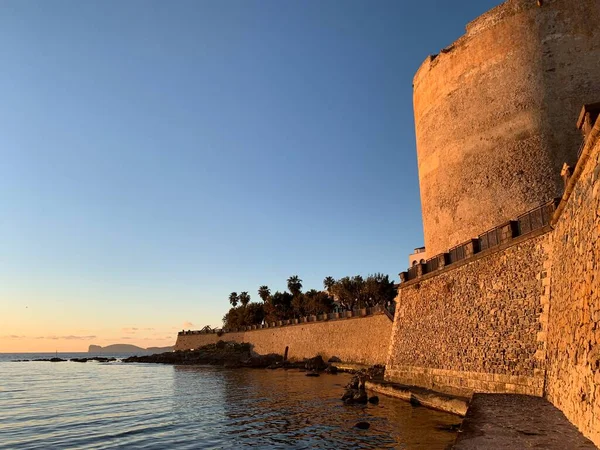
387,231,550,397
176,313,393,366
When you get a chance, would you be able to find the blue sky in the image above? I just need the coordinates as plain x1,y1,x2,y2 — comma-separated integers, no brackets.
0,0,501,351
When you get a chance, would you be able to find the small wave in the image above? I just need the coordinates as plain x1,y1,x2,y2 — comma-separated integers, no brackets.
0,363,458,449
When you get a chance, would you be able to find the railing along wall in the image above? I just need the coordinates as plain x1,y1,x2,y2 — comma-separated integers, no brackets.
178,303,394,336
400,199,560,284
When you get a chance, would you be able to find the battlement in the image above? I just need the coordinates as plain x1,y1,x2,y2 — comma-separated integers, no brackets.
413,0,534,89
400,198,559,284
464,0,532,38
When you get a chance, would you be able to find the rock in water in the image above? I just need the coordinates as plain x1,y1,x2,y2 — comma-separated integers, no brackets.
324,365,338,374
304,355,327,371
345,375,360,390
305,371,320,377
368,396,379,405
342,389,355,402
352,390,368,404
435,423,462,432
342,388,368,405
354,421,370,430
367,365,385,380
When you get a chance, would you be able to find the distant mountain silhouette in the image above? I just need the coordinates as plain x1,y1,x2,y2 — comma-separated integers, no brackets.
88,344,173,354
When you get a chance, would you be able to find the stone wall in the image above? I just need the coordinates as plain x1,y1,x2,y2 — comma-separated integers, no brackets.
175,313,393,366
545,127,600,445
386,232,551,397
175,331,222,351
385,119,600,444
414,0,600,256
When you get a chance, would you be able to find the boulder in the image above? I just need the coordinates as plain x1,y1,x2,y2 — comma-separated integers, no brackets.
93,357,116,362
324,365,338,374
342,374,368,404
342,388,368,405
351,389,368,404
304,355,327,372
367,365,385,380
223,360,242,369
345,375,360,390
368,396,379,405
341,389,355,402
354,421,370,430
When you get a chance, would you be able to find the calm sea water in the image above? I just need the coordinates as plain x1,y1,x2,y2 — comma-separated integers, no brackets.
0,353,460,449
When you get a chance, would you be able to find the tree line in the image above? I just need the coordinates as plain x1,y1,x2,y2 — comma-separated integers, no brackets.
222,273,396,330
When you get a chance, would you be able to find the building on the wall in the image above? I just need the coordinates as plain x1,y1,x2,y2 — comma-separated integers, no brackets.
413,0,600,257
408,247,427,267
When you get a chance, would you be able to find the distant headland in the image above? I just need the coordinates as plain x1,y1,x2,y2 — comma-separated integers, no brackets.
89,344,173,354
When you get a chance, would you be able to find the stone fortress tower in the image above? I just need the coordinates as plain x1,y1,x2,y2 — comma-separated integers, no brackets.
414,0,600,257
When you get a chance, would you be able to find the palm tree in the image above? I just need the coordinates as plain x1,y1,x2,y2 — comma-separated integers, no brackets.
287,275,303,297
229,292,238,307
323,276,335,293
239,291,251,307
258,285,271,302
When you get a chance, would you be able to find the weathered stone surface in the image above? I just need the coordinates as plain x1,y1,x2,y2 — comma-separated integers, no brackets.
545,126,600,446
383,1,600,445
414,0,600,256
385,125,600,445
453,394,596,449
386,233,549,396
365,380,469,417
175,313,392,366
304,355,327,372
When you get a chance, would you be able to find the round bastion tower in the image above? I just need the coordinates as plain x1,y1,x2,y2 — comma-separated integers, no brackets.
414,0,600,257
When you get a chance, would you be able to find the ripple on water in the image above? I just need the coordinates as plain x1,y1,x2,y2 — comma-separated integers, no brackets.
0,361,460,449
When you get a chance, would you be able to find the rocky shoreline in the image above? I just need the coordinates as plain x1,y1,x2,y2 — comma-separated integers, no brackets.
11,342,386,382
121,341,339,372
12,357,118,363
121,341,386,379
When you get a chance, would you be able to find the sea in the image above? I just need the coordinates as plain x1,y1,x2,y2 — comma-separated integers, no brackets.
0,353,460,449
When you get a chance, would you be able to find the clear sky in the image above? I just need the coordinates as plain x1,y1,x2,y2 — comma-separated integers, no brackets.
0,0,501,352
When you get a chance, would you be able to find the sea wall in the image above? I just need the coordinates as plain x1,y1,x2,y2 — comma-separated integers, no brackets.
176,313,393,366
386,232,550,397
386,118,600,444
545,124,600,445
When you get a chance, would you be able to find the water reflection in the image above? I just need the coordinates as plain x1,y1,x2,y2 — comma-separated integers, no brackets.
0,361,458,449
173,366,459,449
